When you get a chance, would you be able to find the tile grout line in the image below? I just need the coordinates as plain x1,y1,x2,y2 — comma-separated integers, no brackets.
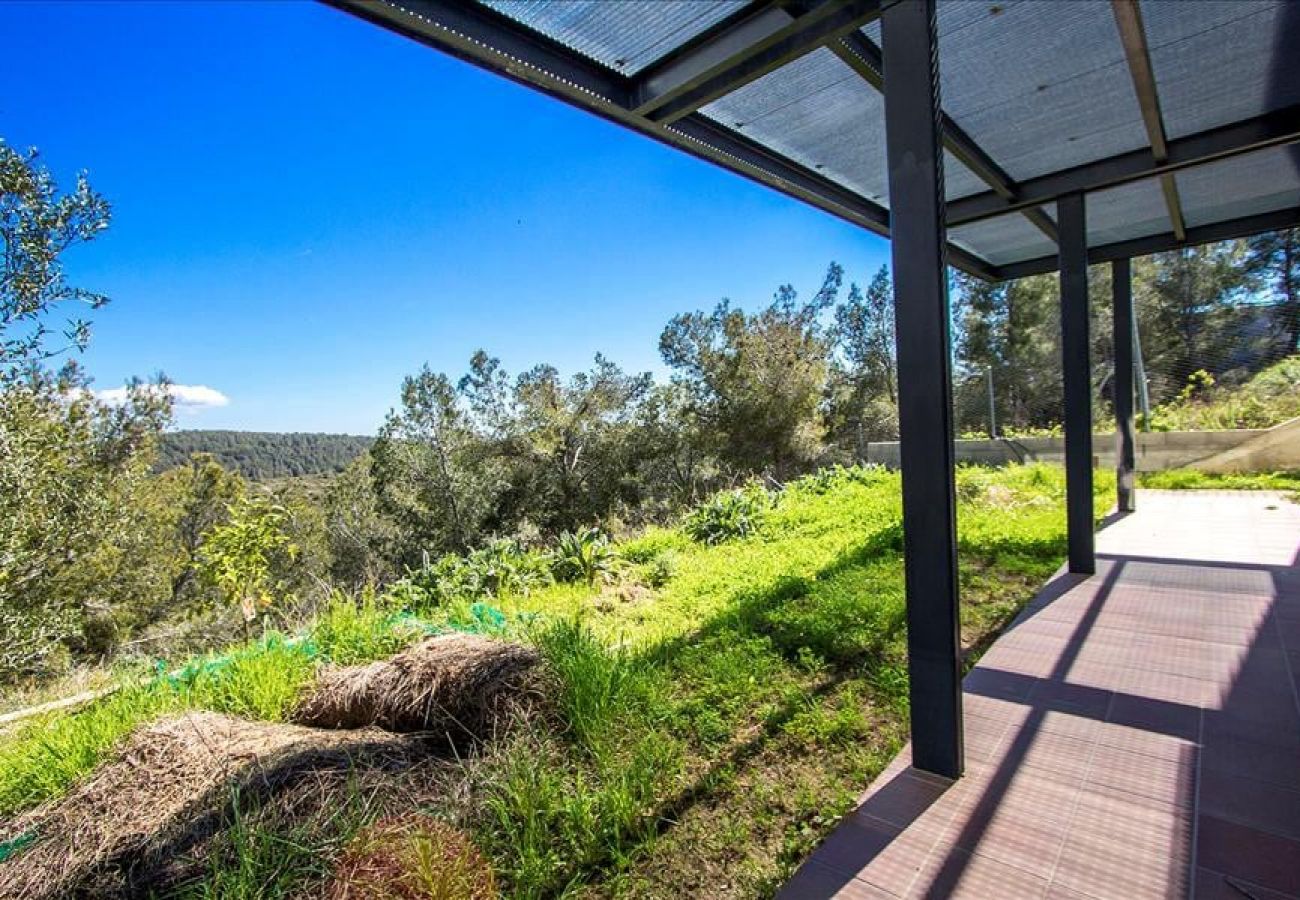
1041,690,1112,897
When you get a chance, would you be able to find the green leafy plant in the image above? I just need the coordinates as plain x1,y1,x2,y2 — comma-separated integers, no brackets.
197,496,297,638
549,527,616,586
399,539,552,607
683,483,772,545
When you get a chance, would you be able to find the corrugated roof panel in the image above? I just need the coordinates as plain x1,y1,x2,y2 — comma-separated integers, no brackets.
698,48,987,207
875,0,1150,184
1175,145,1300,229
479,1,747,75
949,211,1058,268
1086,178,1171,248
699,48,891,204
1142,0,1300,141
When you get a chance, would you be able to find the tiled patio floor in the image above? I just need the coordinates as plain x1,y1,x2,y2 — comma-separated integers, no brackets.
781,490,1300,900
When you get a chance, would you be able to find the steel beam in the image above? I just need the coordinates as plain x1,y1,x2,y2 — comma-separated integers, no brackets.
996,205,1300,280
831,31,1058,243
1113,258,1136,513
948,105,1300,227
881,0,964,779
1059,194,1095,574
1112,0,1186,240
634,0,883,125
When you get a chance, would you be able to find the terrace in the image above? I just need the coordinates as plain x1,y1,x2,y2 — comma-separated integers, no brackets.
325,1,1300,895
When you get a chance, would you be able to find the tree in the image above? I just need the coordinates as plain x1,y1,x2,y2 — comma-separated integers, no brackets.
197,496,297,639
1245,227,1300,358
371,366,505,562
324,452,397,588
952,272,1061,433
509,354,651,531
0,366,171,675
1,141,111,380
151,454,246,614
660,262,842,478
829,266,897,450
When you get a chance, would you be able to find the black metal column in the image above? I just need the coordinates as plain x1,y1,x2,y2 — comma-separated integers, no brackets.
1059,193,1095,574
1113,258,1137,513
882,0,963,779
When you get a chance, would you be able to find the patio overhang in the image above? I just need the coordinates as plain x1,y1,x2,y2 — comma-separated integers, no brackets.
327,0,1300,779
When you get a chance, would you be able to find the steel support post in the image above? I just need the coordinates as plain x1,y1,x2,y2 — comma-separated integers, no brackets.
1059,193,1096,574
1113,258,1137,513
882,0,963,778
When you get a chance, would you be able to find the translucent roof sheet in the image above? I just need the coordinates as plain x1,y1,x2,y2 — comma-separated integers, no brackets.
700,48,891,205
1087,179,1171,248
698,48,986,206
950,212,1058,268
383,0,1300,275
481,1,747,74
1175,145,1300,229
868,1,1151,183
1142,0,1300,140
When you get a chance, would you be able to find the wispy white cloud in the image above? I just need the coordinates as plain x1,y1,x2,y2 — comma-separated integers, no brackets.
96,383,230,412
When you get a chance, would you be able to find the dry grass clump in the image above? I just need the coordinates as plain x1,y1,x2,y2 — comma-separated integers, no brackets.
328,813,497,900
0,711,411,900
293,633,542,746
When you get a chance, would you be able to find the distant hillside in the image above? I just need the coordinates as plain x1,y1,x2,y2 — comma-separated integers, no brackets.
158,430,374,480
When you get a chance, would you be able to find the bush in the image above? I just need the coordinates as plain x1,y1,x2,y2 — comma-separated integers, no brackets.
399,539,552,607
682,483,772,545
788,463,888,496
1144,355,1300,431
549,527,616,586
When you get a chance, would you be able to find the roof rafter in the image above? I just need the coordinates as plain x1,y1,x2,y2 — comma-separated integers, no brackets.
830,30,1059,244
1112,0,1185,240
995,206,1300,280
947,105,1300,228
632,0,882,125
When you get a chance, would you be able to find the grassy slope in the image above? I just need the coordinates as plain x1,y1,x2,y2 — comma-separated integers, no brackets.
1147,354,1300,431
0,464,1114,899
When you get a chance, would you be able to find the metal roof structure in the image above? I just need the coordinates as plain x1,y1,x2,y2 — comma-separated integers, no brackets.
330,0,1300,282
330,0,1300,783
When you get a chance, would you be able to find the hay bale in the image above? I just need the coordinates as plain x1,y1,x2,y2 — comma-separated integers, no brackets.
0,712,411,900
293,633,541,744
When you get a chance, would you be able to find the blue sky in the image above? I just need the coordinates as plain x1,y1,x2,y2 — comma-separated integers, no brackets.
1,1,890,434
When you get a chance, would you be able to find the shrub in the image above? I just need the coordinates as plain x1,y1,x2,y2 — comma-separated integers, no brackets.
788,463,888,495
549,527,616,586
400,539,552,607
1143,355,1300,431
683,483,772,545
328,814,497,900
618,526,689,564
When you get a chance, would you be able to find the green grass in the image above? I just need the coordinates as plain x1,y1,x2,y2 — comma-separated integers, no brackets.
0,463,1113,898
1139,468,1300,492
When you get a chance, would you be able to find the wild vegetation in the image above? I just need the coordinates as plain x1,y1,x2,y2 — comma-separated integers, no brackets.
2,136,1298,896
0,463,1113,898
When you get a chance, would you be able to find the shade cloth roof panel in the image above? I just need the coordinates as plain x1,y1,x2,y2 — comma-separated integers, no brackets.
1175,144,1300,230
1141,0,1300,141
339,0,1300,279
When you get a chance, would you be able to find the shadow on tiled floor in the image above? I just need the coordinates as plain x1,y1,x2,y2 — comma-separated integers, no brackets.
781,491,1300,899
